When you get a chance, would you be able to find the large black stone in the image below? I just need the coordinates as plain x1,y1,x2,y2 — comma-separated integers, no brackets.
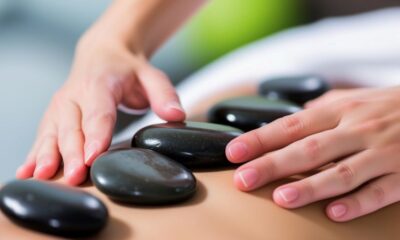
132,122,243,168
208,96,301,131
258,75,330,105
0,180,108,238
91,148,197,204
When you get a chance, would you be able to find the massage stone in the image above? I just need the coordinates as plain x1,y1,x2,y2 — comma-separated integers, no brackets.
207,96,301,131
258,75,330,105
91,148,197,204
132,122,243,168
0,180,108,238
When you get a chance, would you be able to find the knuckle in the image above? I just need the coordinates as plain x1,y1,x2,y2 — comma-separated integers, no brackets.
279,115,305,139
96,112,116,125
368,184,386,205
335,163,356,187
251,130,269,151
355,119,388,135
302,138,320,163
348,195,363,215
260,156,277,182
339,100,363,114
300,180,315,201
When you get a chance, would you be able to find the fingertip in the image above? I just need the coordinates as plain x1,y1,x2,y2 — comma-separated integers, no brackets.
326,202,349,222
156,101,186,122
233,167,259,191
226,141,249,163
33,162,58,180
16,164,34,179
233,171,250,191
64,164,88,186
272,189,288,207
272,187,299,208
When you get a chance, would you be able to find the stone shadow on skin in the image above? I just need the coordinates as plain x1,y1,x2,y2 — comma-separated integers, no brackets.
109,180,208,209
89,216,133,240
191,165,239,173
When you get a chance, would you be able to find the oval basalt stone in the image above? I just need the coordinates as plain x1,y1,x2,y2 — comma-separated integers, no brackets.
0,180,108,238
132,122,243,168
208,96,301,132
91,148,197,205
258,75,330,105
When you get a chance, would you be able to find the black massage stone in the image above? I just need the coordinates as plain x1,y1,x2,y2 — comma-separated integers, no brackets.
208,96,301,131
132,122,243,168
91,148,197,204
258,75,330,105
0,180,108,238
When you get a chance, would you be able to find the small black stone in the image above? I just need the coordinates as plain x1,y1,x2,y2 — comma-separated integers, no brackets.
132,122,243,168
0,180,108,238
91,148,197,204
208,96,301,131
258,75,330,105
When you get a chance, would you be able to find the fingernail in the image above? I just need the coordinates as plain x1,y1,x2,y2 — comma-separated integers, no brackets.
330,204,347,218
237,168,259,189
84,142,99,165
227,142,248,161
277,187,299,203
166,101,184,112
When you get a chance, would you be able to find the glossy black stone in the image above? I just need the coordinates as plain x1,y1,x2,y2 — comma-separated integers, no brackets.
0,180,108,238
132,122,243,168
91,148,197,204
208,96,302,131
258,75,330,105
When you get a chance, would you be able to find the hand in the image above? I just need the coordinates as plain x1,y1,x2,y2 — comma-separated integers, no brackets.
16,33,185,185
226,87,400,222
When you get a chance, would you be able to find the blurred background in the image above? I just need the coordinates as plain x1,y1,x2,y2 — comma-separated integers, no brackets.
0,0,399,182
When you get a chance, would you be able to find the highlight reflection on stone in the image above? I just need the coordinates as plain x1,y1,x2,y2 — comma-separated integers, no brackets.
208,96,301,131
258,75,330,105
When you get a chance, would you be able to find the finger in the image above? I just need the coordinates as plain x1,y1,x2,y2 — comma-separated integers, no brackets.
137,63,185,122
226,105,341,163
57,100,87,185
326,173,400,222
17,107,55,179
272,149,392,208
120,80,149,110
33,133,61,180
234,128,364,191
16,147,39,179
81,87,117,166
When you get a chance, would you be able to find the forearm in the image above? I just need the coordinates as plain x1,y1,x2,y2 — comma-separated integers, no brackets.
84,0,206,56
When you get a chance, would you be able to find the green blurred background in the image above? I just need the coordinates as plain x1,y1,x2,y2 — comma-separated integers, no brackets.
0,0,398,181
